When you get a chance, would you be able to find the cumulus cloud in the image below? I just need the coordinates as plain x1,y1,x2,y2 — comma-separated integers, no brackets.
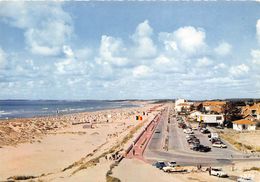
229,64,250,77
0,2,73,56
98,35,128,67
174,26,206,54
214,42,232,56
159,26,206,56
133,65,152,77
54,46,90,75
132,20,157,58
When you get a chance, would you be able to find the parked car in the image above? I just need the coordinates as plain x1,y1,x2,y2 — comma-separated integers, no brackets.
162,166,175,172
162,166,187,173
167,161,177,167
211,138,222,144
186,134,195,139
212,142,227,148
183,129,194,134
200,128,210,134
199,145,211,152
153,161,166,169
237,176,254,182
155,130,161,134
191,144,211,152
210,167,228,177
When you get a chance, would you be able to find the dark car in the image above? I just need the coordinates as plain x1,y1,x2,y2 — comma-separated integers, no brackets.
201,128,210,134
153,161,166,169
211,138,222,144
199,145,211,152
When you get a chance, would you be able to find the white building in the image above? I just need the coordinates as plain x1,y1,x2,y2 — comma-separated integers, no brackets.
189,111,202,119
174,99,193,113
233,119,256,131
197,114,224,125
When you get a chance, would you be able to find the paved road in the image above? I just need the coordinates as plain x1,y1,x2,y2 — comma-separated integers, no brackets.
144,104,260,166
147,107,168,151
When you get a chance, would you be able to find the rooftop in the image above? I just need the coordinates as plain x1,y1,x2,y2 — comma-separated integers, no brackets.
233,119,256,125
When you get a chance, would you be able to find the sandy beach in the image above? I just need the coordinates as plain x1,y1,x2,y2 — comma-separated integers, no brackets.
0,102,163,181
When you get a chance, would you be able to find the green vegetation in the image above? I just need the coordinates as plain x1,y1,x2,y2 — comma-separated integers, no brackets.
72,120,146,174
7,175,36,180
243,167,260,172
220,133,259,152
106,175,121,182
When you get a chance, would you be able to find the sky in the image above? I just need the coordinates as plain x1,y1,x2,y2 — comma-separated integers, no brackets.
0,1,260,100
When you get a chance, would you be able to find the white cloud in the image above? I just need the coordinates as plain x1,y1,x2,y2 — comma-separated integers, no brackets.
155,55,171,65
98,35,128,67
174,26,206,54
196,57,213,67
251,49,260,65
257,19,260,44
229,64,249,77
133,65,152,77
214,63,227,69
63,45,74,58
159,26,206,55
132,20,157,58
0,2,73,56
0,48,7,69
214,42,232,56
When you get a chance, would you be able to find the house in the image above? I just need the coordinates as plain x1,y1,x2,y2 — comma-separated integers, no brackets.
175,99,193,113
189,111,202,119
202,101,226,114
242,103,260,120
197,114,224,125
232,119,256,131
175,102,191,112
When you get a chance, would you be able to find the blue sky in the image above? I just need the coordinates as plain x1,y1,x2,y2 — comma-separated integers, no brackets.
0,1,260,100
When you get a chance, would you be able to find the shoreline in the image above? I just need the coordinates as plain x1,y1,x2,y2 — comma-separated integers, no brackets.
0,100,145,121
0,102,162,181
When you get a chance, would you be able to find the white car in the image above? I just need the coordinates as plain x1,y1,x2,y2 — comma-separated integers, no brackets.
210,167,228,177
167,161,177,167
162,166,175,172
162,166,186,173
237,176,253,182
186,134,195,139
183,129,193,134
212,142,227,148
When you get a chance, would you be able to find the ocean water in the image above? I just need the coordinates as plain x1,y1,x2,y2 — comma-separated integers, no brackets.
0,100,137,119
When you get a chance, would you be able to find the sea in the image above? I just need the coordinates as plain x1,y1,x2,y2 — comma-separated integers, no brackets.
0,100,138,119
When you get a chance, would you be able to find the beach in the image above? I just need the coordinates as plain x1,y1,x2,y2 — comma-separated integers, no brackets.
0,102,162,181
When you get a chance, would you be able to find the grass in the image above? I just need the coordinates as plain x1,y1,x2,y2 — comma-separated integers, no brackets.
106,161,120,182
219,132,258,152
71,120,146,175
243,167,260,172
106,175,121,182
7,175,36,180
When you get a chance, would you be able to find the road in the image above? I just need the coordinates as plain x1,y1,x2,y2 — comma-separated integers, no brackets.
144,104,260,166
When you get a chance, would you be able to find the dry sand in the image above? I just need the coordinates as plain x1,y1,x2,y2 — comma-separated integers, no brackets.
0,103,161,181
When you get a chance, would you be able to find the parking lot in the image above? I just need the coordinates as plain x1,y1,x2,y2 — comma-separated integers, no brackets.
144,105,249,166
168,116,241,158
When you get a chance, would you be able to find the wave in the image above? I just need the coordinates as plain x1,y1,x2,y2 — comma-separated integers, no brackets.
0,110,12,115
